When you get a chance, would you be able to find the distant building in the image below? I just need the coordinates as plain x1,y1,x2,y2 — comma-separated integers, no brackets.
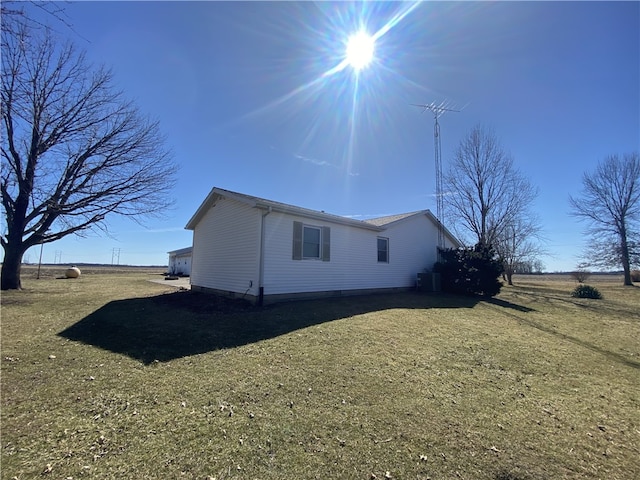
167,247,192,276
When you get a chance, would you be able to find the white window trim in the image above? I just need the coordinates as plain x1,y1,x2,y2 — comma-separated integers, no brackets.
303,225,322,260
377,236,389,263
293,221,330,262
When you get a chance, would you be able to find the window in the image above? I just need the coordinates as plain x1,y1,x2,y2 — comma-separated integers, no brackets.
303,226,321,258
293,221,330,261
377,237,389,263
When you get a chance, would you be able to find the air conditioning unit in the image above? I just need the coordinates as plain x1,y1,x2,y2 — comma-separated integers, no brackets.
417,272,441,292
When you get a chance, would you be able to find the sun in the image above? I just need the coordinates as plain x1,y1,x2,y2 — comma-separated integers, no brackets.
345,31,375,71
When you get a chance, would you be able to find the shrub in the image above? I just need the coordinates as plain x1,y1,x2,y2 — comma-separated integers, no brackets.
571,284,602,299
434,243,504,297
631,270,640,282
570,269,591,283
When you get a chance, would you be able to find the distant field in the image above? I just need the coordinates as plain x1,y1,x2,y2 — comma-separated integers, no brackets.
1,272,638,480
19,264,167,278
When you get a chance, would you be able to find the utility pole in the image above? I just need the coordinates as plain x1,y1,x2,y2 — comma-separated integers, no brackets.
36,242,44,280
412,101,459,252
111,248,121,265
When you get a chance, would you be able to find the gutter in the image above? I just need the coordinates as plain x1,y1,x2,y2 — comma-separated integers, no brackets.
258,206,272,306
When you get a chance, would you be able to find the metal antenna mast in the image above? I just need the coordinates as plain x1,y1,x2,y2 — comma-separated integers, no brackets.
412,101,459,251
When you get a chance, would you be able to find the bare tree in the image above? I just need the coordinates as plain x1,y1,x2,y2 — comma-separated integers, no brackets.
570,264,591,284
531,258,545,274
1,1,74,41
1,22,177,290
444,124,540,249
570,153,640,286
493,216,545,285
580,237,640,274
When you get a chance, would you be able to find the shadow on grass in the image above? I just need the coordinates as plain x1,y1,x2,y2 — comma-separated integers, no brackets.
519,315,640,370
58,290,480,364
485,298,640,371
487,297,536,313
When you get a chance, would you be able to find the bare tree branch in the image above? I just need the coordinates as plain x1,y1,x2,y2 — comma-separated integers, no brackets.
570,152,640,285
493,215,546,285
1,21,177,289
444,125,540,245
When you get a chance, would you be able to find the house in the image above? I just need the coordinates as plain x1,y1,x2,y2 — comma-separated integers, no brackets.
185,187,461,305
167,246,192,276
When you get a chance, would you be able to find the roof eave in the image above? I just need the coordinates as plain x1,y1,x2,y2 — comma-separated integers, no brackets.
257,202,383,231
187,187,383,232
185,187,258,230
185,188,217,230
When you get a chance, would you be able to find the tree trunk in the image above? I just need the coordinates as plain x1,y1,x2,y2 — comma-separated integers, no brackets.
622,262,632,286
620,229,633,286
620,236,633,286
1,244,25,290
506,270,514,286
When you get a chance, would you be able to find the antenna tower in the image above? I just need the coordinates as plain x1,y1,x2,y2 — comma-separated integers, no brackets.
412,101,459,251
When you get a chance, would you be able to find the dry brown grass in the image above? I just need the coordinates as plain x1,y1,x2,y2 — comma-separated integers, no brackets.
1,272,639,479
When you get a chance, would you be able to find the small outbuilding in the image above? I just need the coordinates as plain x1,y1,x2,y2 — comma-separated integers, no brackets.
185,187,460,305
167,246,192,276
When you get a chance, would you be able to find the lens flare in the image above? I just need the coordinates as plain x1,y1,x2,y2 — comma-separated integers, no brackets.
237,0,424,180
345,31,375,71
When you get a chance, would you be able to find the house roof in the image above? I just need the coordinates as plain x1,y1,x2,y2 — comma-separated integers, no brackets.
364,211,425,226
186,187,384,232
167,246,192,256
185,187,461,247
364,210,461,247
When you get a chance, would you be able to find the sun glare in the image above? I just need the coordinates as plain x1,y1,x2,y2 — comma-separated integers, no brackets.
243,1,423,119
345,31,375,71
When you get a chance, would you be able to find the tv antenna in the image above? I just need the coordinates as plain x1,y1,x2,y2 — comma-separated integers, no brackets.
412,101,459,252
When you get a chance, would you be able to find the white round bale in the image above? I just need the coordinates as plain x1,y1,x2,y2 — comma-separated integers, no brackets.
65,267,81,278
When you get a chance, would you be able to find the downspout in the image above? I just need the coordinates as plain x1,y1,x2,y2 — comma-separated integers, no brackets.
258,206,272,306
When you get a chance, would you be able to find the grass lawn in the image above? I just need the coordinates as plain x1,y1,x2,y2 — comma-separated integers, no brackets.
1,268,639,479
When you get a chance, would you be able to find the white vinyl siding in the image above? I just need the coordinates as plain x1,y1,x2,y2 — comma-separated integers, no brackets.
188,192,448,299
190,197,260,295
169,253,192,275
261,211,440,295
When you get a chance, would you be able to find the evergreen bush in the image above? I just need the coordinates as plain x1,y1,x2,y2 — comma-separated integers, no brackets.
571,284,602,299
434,243,504,297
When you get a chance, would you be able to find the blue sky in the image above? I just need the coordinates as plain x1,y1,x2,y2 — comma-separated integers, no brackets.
17,1,640,271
